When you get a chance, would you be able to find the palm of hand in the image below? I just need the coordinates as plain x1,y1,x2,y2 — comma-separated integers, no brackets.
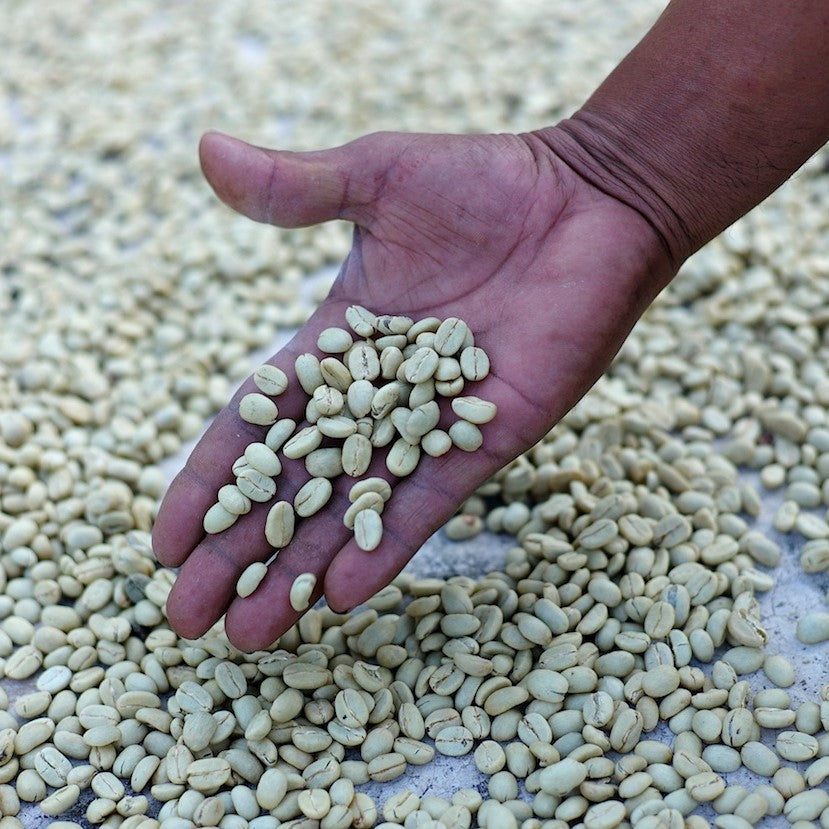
152,130,670,650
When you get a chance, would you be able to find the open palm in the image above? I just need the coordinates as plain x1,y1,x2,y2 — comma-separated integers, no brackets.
152,129,674,650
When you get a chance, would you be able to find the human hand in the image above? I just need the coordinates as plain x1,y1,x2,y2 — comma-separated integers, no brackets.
152,128,676,650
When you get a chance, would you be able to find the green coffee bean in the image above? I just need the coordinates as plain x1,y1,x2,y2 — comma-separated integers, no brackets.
290,573,317,613
776,730,819,762
239,393,279,426
796,612,829,644
236,562,268,598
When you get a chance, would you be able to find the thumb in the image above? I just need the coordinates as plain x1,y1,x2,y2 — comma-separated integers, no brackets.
198,131,379,228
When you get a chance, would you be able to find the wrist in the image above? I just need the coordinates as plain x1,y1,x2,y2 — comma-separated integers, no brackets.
516,127,681,321
535,1,829,273
532,119,697,272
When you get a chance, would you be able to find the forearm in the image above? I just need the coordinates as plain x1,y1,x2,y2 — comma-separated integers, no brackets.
538,0,829,268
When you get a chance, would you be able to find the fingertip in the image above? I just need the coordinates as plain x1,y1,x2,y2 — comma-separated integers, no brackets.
150,522,186,568
224,592,298,653
164,588,214,641
198,130,230,163
199,130,256,176
324,545,400,611
163,544,241,639
198,130,237,181
324,594,356,615
151,512,192,568
150,527,172,567
198,132,276,223
167,616,211,642
321,555,358,611
224,621,284,654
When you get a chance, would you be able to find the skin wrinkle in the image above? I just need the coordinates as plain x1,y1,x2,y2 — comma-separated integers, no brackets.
262,153,282,227
491,140,578,285
420,195,488,251
341,151,389,228
399,461,456,506
352,137,420,229
380,220,446,269
424,184,500,242
484,369,549,430
170,544,238,637
199,532,241,572
496,221,557,292
337,239,442,310
377,138,534,261
177,463,214,509
534,121,681,268
335,161,356,222
563,1,828,261
477,203,540,284
347,254,507,335
392,263,447,309
373,181,537,298
518,131,577,210
352,225,456,306
383,198,470,257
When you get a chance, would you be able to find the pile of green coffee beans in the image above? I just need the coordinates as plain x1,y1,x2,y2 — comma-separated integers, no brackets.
5,381,829,829
4,1,829,827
